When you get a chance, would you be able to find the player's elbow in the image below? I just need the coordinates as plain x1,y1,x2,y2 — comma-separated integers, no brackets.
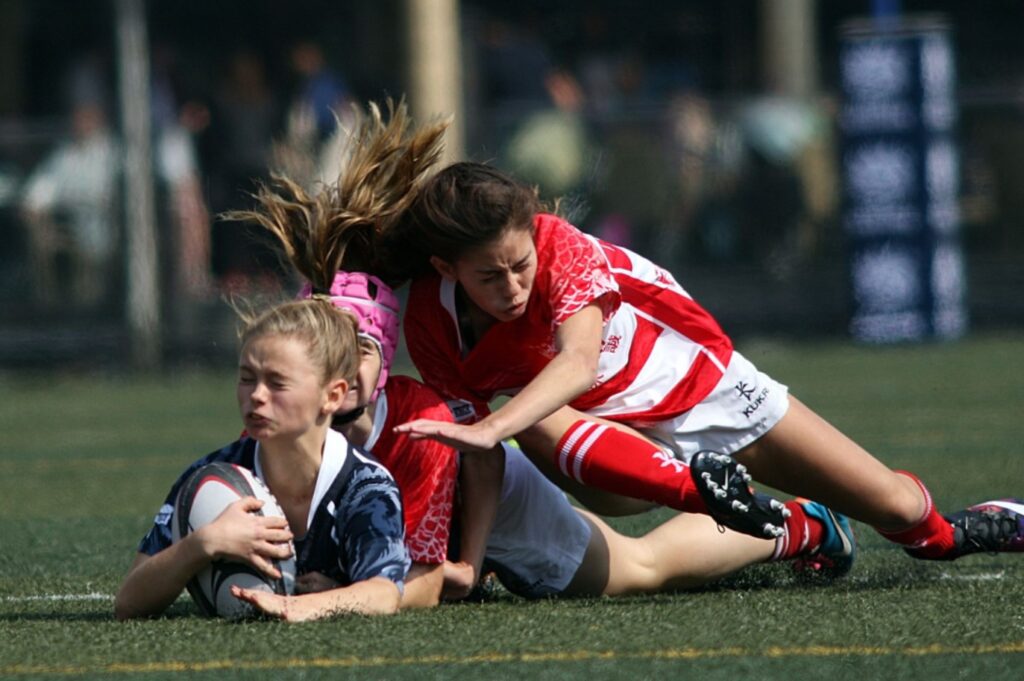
351,577,403,616
564,346,600,389
375,582,403,615
113,595,133,621
113,569,152,621
400,587,440,610
113,589,151,621
400,562,444,610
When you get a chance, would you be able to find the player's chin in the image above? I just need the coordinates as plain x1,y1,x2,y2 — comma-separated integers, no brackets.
245,423,274,440
497,301,528,321
247,423,298,444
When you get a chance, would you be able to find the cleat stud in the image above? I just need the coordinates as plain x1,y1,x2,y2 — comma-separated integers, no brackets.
743,473,753,483
714,489,727,499
736,464,747,475
769,499,784,510
782,507,792,518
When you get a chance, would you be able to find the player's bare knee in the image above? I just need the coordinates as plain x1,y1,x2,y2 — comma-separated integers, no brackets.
872,473,929,529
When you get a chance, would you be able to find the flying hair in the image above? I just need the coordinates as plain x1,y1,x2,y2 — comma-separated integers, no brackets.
223,99,450,288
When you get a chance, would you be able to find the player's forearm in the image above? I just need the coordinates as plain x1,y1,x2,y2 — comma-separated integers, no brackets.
480,304,602,442
456,447,506,579
114,539,212,620
480,347,596,442
288,577,402,620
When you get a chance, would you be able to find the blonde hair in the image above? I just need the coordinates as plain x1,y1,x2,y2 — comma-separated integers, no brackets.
223,99,449,288
238,298,361,385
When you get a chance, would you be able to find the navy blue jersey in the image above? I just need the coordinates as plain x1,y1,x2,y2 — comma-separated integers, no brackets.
139,429,410,589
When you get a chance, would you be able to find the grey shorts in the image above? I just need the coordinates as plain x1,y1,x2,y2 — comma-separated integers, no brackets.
484,443,593,599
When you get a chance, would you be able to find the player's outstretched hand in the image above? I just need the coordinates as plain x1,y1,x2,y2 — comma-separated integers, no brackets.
229,586,318,622
231,586,350,622
394,419,498,453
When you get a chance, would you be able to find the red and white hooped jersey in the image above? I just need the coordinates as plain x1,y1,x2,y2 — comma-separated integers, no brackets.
364,375,458,565
404,213,734,428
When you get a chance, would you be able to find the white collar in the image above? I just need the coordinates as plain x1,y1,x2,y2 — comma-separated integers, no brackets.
253,428,350,532
364,390,388,452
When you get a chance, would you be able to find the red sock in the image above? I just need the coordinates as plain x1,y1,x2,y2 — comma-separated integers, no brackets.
555,420,707,514
771,500,826,560
875,471,956,559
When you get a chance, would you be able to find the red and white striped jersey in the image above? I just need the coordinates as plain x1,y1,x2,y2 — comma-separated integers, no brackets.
365,375,458,565
404,214,734,429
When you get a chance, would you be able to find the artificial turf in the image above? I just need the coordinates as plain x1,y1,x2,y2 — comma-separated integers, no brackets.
1,334,1022,680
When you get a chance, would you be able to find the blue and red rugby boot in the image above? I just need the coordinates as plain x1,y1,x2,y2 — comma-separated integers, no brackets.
793,500,857,580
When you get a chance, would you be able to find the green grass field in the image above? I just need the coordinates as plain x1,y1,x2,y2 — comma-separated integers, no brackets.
1,334,1023,679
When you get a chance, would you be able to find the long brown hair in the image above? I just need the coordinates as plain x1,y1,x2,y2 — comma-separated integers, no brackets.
224,100,449,289
378,162,542,283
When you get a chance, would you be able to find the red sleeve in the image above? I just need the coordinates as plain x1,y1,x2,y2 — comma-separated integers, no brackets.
376,376,458,564
404,276,491,422
533,213,621,328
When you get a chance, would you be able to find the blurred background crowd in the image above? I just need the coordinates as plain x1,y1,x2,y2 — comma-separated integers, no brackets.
1,0,1023,369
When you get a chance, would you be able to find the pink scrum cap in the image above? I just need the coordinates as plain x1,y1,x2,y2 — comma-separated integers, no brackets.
299,272,400,400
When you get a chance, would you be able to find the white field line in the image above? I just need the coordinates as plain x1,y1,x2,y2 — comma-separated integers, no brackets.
845,570,1006,585
3,592,111,602
939,570,1006,581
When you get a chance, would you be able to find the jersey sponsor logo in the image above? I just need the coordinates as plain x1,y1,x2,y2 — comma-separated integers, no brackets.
446,399,477,424
734,381,770,419
154,503,173,527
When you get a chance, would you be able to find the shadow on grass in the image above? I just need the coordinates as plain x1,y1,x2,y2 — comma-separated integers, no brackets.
454,559,950,609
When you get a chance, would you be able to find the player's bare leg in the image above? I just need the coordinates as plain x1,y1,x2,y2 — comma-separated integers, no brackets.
734,395,926,530
561,510,775,596
735,396,1024,559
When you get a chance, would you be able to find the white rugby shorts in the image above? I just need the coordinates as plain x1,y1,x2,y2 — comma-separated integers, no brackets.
639,349,790,464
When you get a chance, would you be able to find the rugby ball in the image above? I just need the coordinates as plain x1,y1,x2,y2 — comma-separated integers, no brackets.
171,462,296,618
